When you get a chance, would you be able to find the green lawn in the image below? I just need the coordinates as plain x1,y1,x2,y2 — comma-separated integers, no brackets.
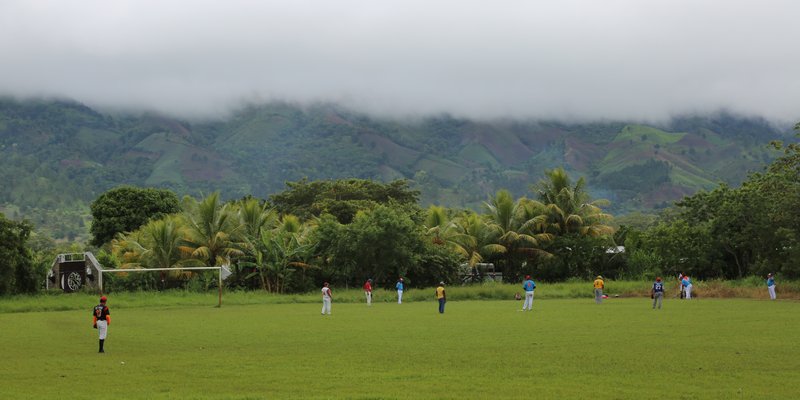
1,297,797,399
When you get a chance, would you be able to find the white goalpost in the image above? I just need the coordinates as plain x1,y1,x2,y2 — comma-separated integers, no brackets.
99,266,233,307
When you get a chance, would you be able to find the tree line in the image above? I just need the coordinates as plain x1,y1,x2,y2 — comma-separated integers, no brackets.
1,126,798,295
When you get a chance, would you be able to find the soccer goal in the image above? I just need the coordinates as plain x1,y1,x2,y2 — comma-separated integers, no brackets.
99,266,233,307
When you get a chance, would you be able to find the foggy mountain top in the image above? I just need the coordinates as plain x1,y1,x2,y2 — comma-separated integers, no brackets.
1,0,799,124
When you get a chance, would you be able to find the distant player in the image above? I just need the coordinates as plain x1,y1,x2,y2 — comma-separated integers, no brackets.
767,273,776,300
435,281,446,314
363,279,373,306
92,295,111,353
396,277,405,304
651,277,664,309
321,282,332,315
593,276,604,304
521,275,536,311
681,274,693,299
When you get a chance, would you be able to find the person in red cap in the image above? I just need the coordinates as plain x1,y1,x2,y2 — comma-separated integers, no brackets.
651,277,664,309
92,295,111,353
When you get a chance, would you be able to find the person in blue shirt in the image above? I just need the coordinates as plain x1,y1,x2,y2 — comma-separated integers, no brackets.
521,275,536,311
681,274,693,299
767,273,776,300
396,277,405,304
651,277,664,309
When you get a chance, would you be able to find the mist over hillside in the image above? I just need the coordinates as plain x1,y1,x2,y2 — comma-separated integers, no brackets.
0,97,792,241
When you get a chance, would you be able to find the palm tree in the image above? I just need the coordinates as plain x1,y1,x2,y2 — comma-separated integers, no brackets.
139,216,188,270
237,197,277,242
111,215,195,287
532,168,615,278
450,211,497,267
424,205,459,246
483,190,553,277
180,192,246,268
251,214,314,293
533,168,614,237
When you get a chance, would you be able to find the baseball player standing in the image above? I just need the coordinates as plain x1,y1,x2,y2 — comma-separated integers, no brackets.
681,274,693,299
363,279,373,306
435,281,446,314
593,276,604,304
321,282,332,315
92,296,111,353
767,273,776,300
521,275,536,311
651,277,664,309
396,277,404,304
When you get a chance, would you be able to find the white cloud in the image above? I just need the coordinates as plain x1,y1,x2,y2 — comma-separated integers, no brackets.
1,0,798,122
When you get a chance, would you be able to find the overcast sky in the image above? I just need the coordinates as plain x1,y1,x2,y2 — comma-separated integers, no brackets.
1,0,798,123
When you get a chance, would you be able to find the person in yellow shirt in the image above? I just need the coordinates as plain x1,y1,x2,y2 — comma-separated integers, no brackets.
435,282,446,314
593,276,604,304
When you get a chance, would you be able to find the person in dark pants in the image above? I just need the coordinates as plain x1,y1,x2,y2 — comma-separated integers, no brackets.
92,296,111,353
435,282,446,313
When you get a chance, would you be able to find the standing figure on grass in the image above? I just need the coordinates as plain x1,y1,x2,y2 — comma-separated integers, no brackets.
677,273,686,299
396,277,405,304
364,279,373,306
681,274,693,299
767,273,777,300
521,275,536,311
651,277,664,309
321,282,332,315
593,276,604,304
435,281,446,314
92,296,111,353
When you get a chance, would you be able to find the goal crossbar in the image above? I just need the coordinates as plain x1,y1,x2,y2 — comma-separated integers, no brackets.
99,266,231,307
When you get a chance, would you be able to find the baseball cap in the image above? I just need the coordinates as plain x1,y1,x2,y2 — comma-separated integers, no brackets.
100,296,107,302
596,275,602,279
525,275,531,279
439,281,445,285
656,277,662,282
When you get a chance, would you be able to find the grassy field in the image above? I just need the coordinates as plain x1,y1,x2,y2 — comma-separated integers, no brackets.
1,293,797,399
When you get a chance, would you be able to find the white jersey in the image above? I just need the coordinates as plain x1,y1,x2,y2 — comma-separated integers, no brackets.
322,287,331,299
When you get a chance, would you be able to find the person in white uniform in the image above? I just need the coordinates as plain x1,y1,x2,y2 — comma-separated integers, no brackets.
396,277,405,304
321,282,332,315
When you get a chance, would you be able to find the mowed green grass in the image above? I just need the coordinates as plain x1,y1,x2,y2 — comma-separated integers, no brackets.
1,298,797,399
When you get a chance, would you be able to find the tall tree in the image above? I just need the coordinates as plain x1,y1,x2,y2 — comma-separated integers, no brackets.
483,190,553,279
533,168,614,237
0,214,36,295
269,178,420,223
90,186,180,247
251,215,314,293
180,192,246,268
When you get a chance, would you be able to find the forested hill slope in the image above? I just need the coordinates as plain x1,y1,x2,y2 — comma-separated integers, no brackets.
0,98,790,241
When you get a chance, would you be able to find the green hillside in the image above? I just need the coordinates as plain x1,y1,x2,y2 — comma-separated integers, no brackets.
0,98,791,241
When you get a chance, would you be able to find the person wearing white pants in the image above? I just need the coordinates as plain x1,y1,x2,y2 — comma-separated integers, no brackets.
321,282,332,315
767,273,776,300
396,278,405,304
363,279,373,306
681,275,693,299
521,275,536,311
92,295,111,353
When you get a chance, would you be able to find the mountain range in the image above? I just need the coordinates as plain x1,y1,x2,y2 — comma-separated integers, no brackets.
0,97,792,241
